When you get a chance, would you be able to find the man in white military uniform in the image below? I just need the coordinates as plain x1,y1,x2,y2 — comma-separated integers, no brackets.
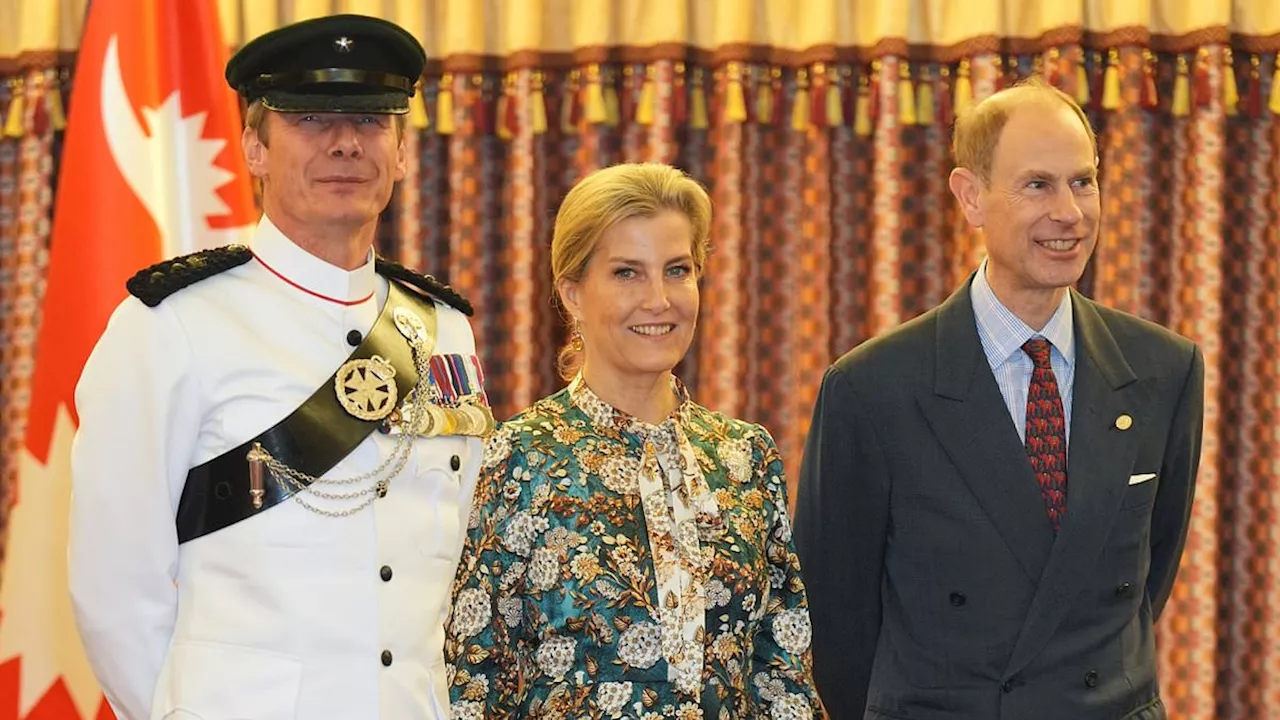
68,15,488,720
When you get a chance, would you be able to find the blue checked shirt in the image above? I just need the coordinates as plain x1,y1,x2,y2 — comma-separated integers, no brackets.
969,259,1076,450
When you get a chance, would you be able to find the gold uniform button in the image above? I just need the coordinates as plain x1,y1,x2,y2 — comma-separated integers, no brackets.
1115,414,1133,431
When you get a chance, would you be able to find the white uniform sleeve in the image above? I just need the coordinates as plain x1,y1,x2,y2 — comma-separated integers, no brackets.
69,297,203,720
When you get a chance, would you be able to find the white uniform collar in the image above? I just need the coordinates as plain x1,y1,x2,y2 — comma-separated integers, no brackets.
250,213,377,305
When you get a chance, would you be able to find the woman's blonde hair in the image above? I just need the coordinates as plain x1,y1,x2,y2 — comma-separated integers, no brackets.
551,162,712,381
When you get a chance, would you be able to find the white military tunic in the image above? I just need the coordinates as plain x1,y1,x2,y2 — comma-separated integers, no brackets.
69,216,481,720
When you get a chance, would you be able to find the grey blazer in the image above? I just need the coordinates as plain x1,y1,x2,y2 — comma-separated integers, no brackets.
794,278,1203,720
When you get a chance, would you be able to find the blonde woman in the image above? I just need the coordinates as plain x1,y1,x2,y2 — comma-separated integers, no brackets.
446,163,822,718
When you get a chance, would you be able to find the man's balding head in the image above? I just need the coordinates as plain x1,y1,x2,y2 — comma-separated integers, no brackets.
952,78,1098,184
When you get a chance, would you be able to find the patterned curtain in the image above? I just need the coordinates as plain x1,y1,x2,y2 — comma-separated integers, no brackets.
0,69,58,566
2,2,1279,718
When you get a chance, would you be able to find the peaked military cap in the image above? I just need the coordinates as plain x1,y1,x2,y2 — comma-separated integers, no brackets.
225,14,425,114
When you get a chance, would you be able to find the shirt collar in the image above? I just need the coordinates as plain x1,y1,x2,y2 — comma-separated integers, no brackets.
249,213,377,305
970,257,1076,369
568,374,691,440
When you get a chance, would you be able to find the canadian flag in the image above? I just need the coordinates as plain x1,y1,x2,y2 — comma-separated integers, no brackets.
0,1,256,718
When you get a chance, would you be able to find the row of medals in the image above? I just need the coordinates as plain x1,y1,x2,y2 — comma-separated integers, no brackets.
369,305,494,438
384,391,495,437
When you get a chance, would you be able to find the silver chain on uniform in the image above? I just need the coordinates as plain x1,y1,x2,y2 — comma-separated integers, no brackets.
254,330,435,517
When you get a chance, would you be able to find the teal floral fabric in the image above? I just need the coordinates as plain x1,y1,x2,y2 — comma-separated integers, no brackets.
446,376,821,719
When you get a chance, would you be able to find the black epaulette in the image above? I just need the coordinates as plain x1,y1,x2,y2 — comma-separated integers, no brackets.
126,245,255,308
375,258,474,316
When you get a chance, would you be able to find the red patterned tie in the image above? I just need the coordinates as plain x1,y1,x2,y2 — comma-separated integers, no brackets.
1022,338,1068,533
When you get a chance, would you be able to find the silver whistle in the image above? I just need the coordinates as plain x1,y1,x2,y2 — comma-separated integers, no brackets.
247,442,267,510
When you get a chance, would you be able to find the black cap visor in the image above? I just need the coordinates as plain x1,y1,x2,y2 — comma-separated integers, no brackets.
253,68,413,113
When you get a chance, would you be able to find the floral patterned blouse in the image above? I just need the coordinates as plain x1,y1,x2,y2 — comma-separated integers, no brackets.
446,376,822,719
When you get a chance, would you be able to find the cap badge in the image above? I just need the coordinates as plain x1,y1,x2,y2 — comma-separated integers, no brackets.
334,36,354,52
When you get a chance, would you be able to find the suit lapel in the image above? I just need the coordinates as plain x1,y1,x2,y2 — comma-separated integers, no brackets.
1004,291,1141,678
916,280,1055,584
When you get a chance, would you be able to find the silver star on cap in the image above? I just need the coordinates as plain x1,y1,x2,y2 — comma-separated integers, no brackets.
334,36,354,52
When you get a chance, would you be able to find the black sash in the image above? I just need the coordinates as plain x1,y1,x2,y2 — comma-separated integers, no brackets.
175,282,430,544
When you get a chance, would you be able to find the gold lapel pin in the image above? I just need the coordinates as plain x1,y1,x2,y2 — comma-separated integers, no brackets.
1115,414,1133,431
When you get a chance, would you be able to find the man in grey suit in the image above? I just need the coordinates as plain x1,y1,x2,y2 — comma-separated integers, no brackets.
794,80,1204,719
